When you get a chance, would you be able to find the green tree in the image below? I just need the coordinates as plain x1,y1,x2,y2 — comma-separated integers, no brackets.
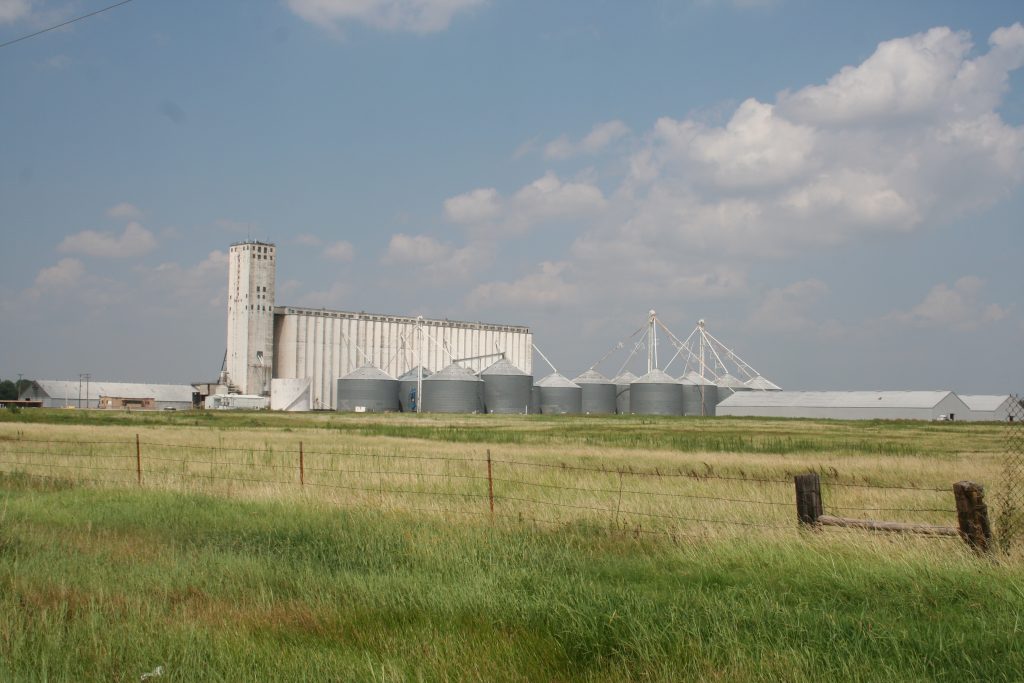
0,380,16,400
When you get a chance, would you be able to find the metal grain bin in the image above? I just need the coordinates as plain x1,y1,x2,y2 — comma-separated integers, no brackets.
630,369,683,416
480,358,532,414
530,385,540,415
682,370,718,416
715,373,750,404
573,369,616,415
422,363,484,413
745,375,781,391
397,366,432,412
535,372,582,415
336,366,399,413
612,371,637,415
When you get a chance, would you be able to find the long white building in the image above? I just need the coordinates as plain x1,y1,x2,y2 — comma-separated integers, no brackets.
225,241,533,410
716,390,970,421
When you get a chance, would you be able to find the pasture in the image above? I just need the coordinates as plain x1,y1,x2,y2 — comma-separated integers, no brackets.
0,410,1020,681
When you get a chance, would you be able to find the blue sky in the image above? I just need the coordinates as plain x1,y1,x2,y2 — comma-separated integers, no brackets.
1,0,1021,393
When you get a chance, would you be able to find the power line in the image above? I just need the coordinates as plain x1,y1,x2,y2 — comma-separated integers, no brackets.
0,0,138,50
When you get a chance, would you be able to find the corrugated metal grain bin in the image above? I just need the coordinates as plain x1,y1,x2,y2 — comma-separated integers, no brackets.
422,363,484,413
612,371,637,415
630,369,683,416
536,373,582,415
480,358,532,414
530,385,540,415
573,369,617,415
681,370,717,416
336,366,399,413
715,373,750,404
397,366,433,412
745,375,781,391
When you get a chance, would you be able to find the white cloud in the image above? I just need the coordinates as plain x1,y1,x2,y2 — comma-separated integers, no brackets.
286,0,483,34
145,251,229,309
33,257,84,291
750,279,830,331
544,120,630,160
383,233,452,264
886,276,1010,331
443,187,501,224
57,222,157,258
295,234,322,246
324,240,355,262
467,261,578,310
106,202,144,220
0,0,31,24
445,172,606,235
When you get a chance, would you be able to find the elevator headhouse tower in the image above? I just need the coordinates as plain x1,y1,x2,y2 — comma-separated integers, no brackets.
226,241,276,395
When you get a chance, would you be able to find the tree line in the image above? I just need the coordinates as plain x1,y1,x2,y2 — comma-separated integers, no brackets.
0,379,32,401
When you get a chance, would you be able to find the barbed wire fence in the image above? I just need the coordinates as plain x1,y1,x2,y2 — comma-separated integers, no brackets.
998,395,1024,553
0,434,972,548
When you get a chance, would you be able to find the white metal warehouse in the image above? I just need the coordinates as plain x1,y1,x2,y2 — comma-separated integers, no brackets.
716,390,970,421
959,395,1014,421
20,380,196,410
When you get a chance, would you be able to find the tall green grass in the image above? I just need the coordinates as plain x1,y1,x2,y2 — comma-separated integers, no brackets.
1,477,1021,681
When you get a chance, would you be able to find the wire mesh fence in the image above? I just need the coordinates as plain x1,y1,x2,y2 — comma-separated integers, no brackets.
0,434,972,546
998,395,1024,552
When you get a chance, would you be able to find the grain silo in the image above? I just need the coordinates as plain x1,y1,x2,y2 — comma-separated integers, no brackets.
612,371,637,415
715,373,750,404
682,370,718,416
535,373,582,415
422,363,483,413
530,385,541,415
630,369,683,416
397,366,432,412
573,370,616,415
480,358,532,414
336,366,400,412
745,375,781,391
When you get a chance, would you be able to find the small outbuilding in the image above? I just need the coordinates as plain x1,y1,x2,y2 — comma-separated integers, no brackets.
958,395,1014,422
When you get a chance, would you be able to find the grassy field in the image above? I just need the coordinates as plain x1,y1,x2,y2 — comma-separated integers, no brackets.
0,410,1020,681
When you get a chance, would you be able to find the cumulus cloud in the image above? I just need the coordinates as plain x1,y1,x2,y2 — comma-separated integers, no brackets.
383,233,452,264
886,276,1010,331
324,240,355,262
749,279,832,331
295,233,322,246
286,0,483,34
544,120,630,160
444,172,606,235
33,257,85,291
57,222,157,258
467,261,579,311
106,202,143,220
0,0,31,24
145,251,229,309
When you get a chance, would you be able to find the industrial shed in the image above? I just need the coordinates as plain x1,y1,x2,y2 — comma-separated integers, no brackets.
959,395,1014,422
20,380,196,410
716,391,970,421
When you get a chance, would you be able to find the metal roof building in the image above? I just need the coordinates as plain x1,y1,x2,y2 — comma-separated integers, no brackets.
716,391,970,421
958,395,1014,422
21,380,195,410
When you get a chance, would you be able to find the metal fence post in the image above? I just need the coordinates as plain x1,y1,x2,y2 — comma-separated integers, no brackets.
135,434,142,486
486,449,494,516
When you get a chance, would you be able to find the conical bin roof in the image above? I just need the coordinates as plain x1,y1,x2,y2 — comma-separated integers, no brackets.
341,365,397,381
573,369,612,384
425,363,482,382
536,372,580,388
634,368,680,384
480,358,528,376
398,366,433,381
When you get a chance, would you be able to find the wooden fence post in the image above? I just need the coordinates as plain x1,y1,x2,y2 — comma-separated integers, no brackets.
953,481,992,553
135,434,142,486
795,472,822,526
299,441,305,488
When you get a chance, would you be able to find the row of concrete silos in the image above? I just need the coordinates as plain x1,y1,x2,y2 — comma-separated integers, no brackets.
334,360,767,416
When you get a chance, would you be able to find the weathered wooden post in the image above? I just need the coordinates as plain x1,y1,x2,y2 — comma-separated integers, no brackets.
299,441,305,488
795,472,822,527
486,449,494,516
953,481,992,553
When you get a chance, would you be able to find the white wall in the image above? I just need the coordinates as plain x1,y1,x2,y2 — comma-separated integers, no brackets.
225,242,276,395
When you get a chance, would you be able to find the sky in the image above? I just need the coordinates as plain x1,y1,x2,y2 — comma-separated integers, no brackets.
0,0,1022,393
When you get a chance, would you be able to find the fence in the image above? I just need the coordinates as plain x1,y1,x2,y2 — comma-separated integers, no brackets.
1000,395,1024,552
0,433,989,550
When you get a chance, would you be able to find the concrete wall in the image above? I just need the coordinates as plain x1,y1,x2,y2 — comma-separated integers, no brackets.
273,308,532,410
226,241,276,395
